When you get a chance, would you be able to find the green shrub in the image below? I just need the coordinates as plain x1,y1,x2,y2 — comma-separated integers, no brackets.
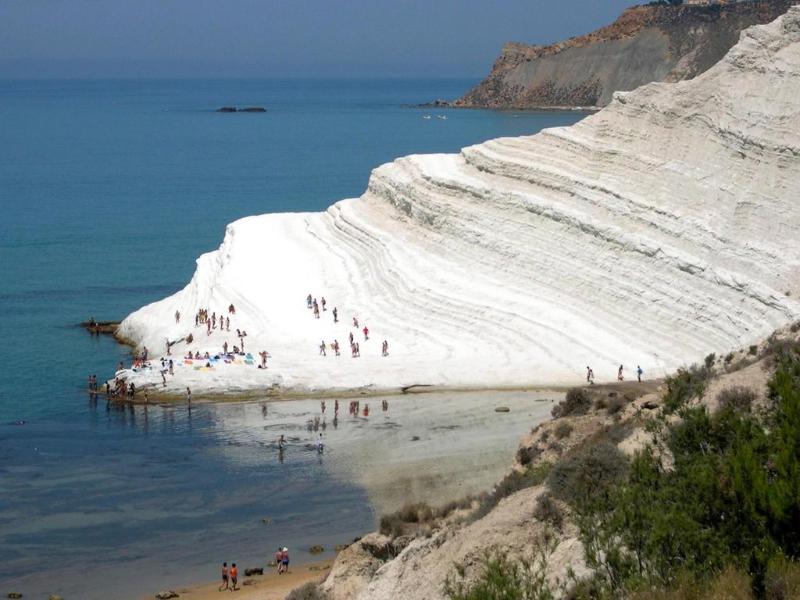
517,445,541,466
716,386,756,412
533,492,564,531
749,345,759,355
552,388,592,418
444,550,556,600
547,440,628,510
554,422,573,440
663,364,711,413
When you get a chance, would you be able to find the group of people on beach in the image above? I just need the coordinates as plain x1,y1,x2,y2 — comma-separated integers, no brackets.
586,364,645,384
307,293,389,360
218,561,238,591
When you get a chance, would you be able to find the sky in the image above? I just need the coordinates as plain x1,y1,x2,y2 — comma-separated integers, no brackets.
0,0,635,79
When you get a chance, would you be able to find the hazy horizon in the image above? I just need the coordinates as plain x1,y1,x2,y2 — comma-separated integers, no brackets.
0,0,633,79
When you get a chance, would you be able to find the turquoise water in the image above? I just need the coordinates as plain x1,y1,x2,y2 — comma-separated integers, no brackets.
0,79,584,598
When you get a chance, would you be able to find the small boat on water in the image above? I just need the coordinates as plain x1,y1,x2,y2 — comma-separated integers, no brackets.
422,114,432,119
437,114,447,120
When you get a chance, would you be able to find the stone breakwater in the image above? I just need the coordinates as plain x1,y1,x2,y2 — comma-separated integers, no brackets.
118,9,800,396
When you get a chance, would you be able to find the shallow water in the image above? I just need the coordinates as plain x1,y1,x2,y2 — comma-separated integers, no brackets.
0,79,583,598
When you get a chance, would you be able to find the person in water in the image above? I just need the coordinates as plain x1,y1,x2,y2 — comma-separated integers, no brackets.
219,562,229,591
186,386,192,405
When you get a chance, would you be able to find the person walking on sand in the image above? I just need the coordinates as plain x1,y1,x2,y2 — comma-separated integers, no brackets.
169,359,174,375
321,297,327,311
219,562,229,591
349,331,354,346
175,310,180,324
333,339,340,356
382,340,389,356
225,316,230,331
355,342,360,357
274,548,284,574
223,341,228,354
353,316,359,329
637,365,643,382
314,304,320,319
230,563,238,591
320,341,327,356
332,306,338,323
618,364,624,381
363,325,369,341
281,548,290,573
306,294,313,309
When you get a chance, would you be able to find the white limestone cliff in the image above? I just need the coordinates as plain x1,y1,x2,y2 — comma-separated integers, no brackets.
118,8,800,396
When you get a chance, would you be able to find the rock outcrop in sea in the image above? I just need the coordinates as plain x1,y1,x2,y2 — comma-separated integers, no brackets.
118,8,800,396
452,0,799,109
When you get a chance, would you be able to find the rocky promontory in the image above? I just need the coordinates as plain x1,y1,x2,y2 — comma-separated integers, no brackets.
451,0,799,109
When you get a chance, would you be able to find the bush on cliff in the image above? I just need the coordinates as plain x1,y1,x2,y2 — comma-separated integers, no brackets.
566,341,800,597
552,388,592,418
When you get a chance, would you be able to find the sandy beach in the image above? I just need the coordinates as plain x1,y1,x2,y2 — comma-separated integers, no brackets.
144,560,331,600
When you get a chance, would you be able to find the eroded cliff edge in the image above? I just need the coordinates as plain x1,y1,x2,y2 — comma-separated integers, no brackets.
452,0,799,109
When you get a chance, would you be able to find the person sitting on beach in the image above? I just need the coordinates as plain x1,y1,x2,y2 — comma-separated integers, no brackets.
229,303,235,314
219,562,229,591
195,351,201,359
241,330,247,337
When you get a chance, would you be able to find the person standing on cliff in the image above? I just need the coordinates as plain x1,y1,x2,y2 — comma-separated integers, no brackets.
637,365,643,382
618,364,624,381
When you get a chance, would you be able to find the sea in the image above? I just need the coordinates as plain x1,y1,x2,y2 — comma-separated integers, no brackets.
0,79,585,599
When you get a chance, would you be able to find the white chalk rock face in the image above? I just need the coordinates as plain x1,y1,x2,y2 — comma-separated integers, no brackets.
119,9,800,395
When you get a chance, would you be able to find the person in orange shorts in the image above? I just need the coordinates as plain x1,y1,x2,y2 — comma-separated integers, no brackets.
230,563,238,591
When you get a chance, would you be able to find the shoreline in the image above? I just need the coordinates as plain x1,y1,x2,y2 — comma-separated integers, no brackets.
142,559,333,600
